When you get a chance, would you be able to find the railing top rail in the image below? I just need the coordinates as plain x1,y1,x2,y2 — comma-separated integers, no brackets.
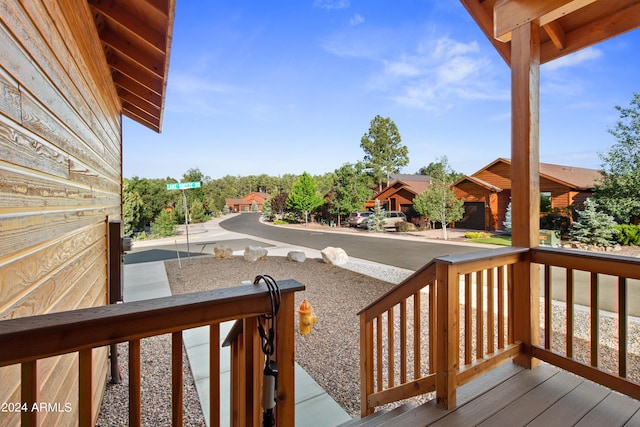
531,247,640,280
435,246,529,265
358,261,436,320
0,279,305,367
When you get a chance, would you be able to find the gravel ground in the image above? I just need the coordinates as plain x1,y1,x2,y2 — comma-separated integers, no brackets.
97,250,640,425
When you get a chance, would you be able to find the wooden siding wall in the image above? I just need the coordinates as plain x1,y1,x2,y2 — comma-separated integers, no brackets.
0,1,122,425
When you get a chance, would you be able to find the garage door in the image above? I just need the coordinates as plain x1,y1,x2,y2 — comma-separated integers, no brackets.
458,202,485,230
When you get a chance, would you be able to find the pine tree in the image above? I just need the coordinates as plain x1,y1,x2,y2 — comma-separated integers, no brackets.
503,202,512,235
569,199,619,247
368,200,387,233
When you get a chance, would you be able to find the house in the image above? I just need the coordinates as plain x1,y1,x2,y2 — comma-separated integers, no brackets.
225,192,270,212
453,158,601,230
366,174,431,219
0,1,174,425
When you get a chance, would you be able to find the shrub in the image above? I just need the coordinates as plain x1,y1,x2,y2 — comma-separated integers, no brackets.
615,224,640,246
150,209,177,237
273,219,288,225
395,221,415,232
465,231,491,239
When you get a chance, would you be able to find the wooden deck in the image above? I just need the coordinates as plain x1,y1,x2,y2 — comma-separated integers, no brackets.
341,361,640,427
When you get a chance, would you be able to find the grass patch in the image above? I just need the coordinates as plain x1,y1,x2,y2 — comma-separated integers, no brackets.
468,236,512,246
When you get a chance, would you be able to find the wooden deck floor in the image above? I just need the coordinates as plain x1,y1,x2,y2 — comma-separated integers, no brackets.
370,362,640,426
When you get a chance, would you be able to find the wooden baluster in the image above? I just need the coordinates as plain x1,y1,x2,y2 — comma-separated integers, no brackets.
476,271,484,360
544,265,552,349
566,269,574,358
400,300,407,384
210,323,221,427
172,332,183,427
79,348,93,426
376,316,382,392
497,266,505,349
464,273,472,364
21,360,38,427
387,307,395,388
129,339,141,427
590,272,599,367
413,291,422,378
487,268,495,353
428,282,435,375
619,277,627,378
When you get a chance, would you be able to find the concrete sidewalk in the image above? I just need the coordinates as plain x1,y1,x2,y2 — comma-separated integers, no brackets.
123,242,353,426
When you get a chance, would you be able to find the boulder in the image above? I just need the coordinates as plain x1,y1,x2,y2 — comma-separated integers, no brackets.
213,244,232,259
321,246,348,266
244,246,268,262
287,251,306,263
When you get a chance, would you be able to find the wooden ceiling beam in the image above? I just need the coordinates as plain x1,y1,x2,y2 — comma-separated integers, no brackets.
100,27,165,79
541,2,640,63
543,20,566,50
494,0,598,42
107,54,163,96
88,0,166,55
122,102,161,131
459,0,511,65
117,87,160,117
114,73,162,110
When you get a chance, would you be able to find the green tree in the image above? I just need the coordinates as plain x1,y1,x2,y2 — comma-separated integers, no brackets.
593,93,640,223
190,199,206,223
250,200,259,212
412,157,464,240
569,198,619,246
329,162,373,226
123,179,144,236
287,172,324,224
262,199,274,221
360,115,409,191
150,209,177,237
367,199,387,232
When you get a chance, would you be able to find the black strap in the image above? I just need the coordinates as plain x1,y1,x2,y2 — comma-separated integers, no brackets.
254,274,280,357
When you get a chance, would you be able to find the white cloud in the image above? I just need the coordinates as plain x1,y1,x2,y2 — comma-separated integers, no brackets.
543,46,603,71
350,13,364,26
313,0,350,10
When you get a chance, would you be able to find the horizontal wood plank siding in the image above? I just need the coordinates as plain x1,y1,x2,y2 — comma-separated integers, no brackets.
0,0,122,424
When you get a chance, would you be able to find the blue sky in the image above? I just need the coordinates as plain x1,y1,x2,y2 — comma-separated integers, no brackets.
122,1,640,180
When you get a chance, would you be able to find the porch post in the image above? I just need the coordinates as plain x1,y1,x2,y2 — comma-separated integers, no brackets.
510,21,541,368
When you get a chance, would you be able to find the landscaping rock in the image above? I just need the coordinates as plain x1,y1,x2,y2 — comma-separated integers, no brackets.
213,244,232,259
287,251,306,263
244,246,268,262
321,246,348,266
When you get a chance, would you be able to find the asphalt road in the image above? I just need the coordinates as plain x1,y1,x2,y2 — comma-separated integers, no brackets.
219,213,485,270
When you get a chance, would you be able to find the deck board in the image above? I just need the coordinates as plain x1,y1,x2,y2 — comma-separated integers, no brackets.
343,362,640,427
477,368,583,427
574,392,640,427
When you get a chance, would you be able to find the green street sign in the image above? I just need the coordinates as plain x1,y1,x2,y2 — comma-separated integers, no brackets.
166,181,201,190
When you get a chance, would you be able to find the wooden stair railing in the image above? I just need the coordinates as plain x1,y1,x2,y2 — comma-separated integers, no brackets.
358,247,528,416
0,279,304,427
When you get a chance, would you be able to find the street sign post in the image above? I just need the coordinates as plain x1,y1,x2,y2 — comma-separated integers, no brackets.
166,181,201,261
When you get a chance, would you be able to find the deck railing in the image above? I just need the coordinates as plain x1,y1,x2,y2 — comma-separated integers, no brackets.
359,246,640,415
531,247,640,400
0,279,304,427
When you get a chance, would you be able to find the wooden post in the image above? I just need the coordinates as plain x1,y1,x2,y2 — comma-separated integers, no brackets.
510,21,541,368
275,293,295,426
436,262,459,409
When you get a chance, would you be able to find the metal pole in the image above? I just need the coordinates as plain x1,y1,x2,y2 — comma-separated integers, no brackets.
183,189,190,261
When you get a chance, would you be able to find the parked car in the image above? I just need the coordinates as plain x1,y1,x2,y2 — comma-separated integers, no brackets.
382,211,407,229
348,211,372,228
